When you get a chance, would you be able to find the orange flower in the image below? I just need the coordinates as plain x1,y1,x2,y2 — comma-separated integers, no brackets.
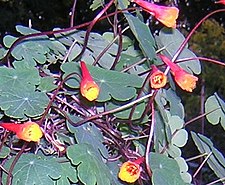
80,61,100,101
150,65,167,89
133,0,179,28
159,54,198,92
118,157,144,183
215,0,225,5
0,122,43,142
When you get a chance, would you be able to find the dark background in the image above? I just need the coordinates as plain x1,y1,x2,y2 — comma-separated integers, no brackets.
0,0,224,35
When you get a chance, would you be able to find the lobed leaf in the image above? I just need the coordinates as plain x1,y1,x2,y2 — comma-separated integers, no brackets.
37,76,57,92
66,114,108,157
0,61,40,91
0,87,49,119
55,162,78,185
124,12,156,60
205,93,225,130
150,152,189,185
3,154,61,185
191,132,225,181
0,61,49,119
67,143,119,185
155,28,201,75
61,62,143,102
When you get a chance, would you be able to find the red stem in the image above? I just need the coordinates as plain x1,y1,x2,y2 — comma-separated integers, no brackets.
172,8,225,62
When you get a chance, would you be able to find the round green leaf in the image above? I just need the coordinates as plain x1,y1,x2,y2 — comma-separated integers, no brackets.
61,62,144,102
205,93,225,130
172,129,188,147
150,152,188,185
67,144,118,185
0,87,49,119
3,154,61,185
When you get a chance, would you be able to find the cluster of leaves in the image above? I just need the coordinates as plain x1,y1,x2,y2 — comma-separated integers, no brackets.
0,0,225,185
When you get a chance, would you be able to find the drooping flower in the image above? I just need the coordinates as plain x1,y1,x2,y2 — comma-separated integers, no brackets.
80,61,100,101
159,54,198,92
150,65,167,89
118,157,144,183
0,122,43,142
133,0,179,28
215,0,225,5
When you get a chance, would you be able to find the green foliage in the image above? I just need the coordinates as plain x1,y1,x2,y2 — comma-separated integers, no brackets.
67,143,118,185
66,115,108,157
56,162,78,185
61,62,144,101
0,61,49,119
3,154,61,185
90,0,104,11
191,132,225,181
55,30,118,68
150,152,189,185
124,12,156,60
0,1,224,185
205,93,225,130
156,28,201,74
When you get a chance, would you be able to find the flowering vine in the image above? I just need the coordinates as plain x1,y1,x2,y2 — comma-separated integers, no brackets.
118,157,144,183
133,0,179,28
0,122,43,142
159,54,198,92
149,65,167,89
80,61,100,101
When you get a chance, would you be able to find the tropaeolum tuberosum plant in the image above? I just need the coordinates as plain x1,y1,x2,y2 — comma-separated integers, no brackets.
0,0,225,185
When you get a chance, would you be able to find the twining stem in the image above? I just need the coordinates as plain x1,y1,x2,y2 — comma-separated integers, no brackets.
177,56,225,67
110,25,123,70
3,7,137,64
70,0,77,27
6,142,28,185
145,102,155,177
172,8,225,62
160,107,219,154
206,177,225,185
186,153,208,162
184,107,219,127
93,26,130,66
75,0,115,60
62,40,77,64
158,9,225,79
193,152,212,178
72,91,154,127
38,72,80,126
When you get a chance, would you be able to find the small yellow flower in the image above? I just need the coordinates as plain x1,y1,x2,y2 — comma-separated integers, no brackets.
118,161,141,183
17,122,43,142
150,65,167,89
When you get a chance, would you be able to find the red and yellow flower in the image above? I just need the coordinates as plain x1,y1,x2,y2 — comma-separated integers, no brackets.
150,65,167,89
80,61,100,101
118,157,144,183
133,0,179,28
215,0,225,5
0,122,43,142
159,54,198,92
